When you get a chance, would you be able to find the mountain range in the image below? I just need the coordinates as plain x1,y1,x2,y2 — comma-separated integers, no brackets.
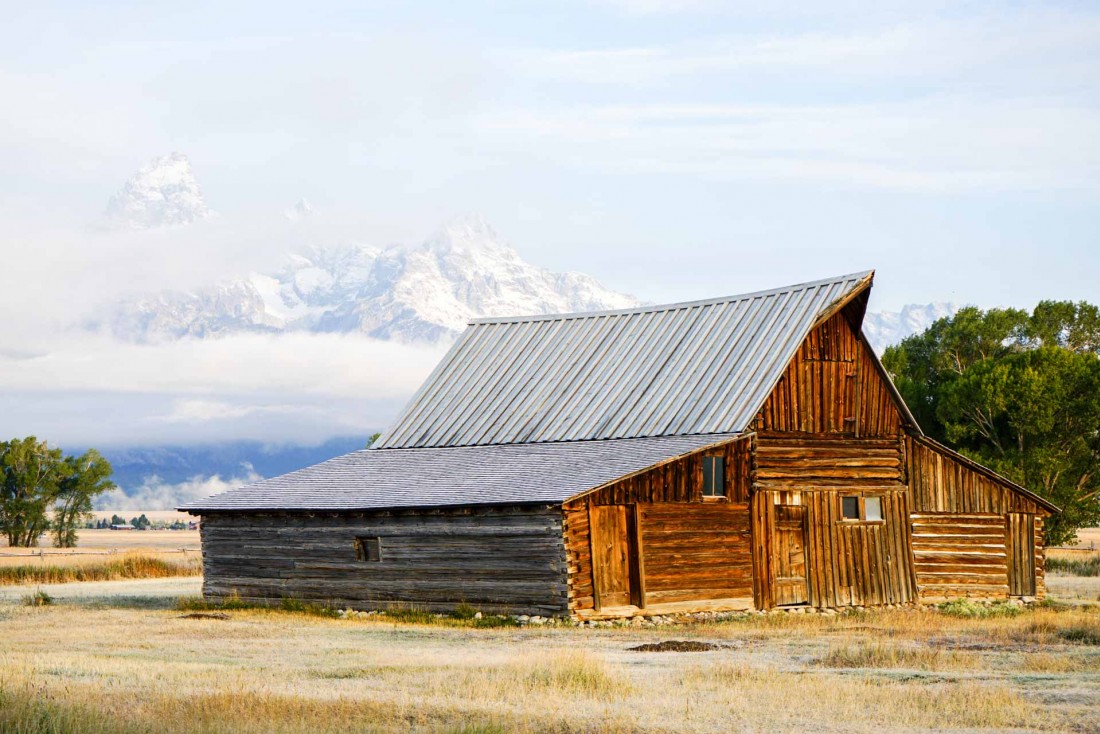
102,153,957,349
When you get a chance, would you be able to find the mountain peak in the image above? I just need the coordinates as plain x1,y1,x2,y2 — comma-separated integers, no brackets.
284,198,314,221
427,213,513,256
104,152,210,229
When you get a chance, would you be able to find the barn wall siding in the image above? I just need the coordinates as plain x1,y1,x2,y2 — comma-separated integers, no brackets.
910,513,1009,601
906,437,1047,515
753,312,902,437
200,506,568,616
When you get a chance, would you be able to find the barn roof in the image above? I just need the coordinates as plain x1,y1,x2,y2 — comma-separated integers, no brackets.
181,434,738,512
374,270,875,449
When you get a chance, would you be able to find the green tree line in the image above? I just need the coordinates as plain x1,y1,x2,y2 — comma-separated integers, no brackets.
0,437,116,547
883,300,1100,546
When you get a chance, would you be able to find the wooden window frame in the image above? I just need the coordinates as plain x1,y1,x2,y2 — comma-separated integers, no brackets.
838,494,886,525
355,536,382,562
701,455,726,499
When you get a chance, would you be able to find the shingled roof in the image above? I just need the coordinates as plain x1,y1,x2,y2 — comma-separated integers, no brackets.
375,270,874,448
182,434,738,512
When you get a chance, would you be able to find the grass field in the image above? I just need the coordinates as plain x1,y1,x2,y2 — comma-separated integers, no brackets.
0,527,1098,733
1,597,1099,733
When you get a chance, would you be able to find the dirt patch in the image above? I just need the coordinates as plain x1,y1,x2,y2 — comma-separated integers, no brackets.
178,612,230,620
629,640,726,652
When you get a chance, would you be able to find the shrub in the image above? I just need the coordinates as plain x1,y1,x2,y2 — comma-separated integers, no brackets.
937,599,1023,619
1046,555,1100,577
22,589,52,607
450,602,478,620
1058,625,1100,645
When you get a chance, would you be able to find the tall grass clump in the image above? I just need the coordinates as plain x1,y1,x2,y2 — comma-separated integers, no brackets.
937,599,1023,619
817,641,971,670
520,651,632,698
1047,555,1100,576
0,554,201,586
21,588,52,607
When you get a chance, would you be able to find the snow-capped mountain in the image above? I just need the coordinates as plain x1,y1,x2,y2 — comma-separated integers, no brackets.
108,213,641,343
862,302,959,352
104,152,210,229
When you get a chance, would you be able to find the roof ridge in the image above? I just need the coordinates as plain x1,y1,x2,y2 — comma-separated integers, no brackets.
466,269,873,326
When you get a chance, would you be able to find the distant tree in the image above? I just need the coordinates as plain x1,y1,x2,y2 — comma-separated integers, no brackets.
0,437,115,547
130,513,151,530
0,438,66,547
883,301,1100,546
365,432,382,448
53,450,116,547
110,514,126,526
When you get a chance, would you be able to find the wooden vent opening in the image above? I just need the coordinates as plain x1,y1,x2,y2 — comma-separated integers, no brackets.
355,536,382,562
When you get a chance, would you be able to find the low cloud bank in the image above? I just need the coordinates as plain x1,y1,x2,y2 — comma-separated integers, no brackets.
95,469,263,511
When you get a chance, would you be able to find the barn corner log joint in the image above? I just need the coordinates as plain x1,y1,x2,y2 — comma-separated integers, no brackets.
182,270,1057,618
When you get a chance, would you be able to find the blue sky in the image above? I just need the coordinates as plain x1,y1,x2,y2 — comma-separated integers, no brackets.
0,1,1097,450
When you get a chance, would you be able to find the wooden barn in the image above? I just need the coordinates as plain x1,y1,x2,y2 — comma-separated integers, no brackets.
182,271,1057,618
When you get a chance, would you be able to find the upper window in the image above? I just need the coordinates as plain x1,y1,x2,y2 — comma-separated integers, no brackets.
702,456,725,497
355,536,382,562
841,496,884,523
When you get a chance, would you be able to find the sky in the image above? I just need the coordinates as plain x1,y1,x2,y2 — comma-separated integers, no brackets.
1,0,1098,454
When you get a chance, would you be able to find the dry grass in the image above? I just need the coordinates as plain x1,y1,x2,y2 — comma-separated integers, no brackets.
816,641,976,670
1,597,1098,734
0,528,200,561
0,553,201,586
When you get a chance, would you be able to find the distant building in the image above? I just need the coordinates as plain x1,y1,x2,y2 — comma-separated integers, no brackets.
183,272,1056,618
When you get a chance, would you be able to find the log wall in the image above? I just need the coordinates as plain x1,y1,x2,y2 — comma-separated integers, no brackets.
639,503,753,606
200,506,568,616
910,513,1009,600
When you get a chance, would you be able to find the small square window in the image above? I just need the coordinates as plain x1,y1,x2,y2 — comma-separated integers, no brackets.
355,536,381,562
864,497,883,522
841,496,860,520
702,456,725,497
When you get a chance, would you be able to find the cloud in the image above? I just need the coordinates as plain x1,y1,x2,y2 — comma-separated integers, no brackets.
95,469,262,511
0,331,443,446
475,98,1100,192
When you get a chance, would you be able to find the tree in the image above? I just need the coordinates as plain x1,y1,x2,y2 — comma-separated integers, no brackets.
130,513,151,530
365,432,382,449
0,438,66,547
883,301,1100,546
0,437,115,547
53,449,116,547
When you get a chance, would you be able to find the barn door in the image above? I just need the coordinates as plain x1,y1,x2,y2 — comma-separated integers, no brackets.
590,504,639,610
1007,513,1036,597
773,505,808,606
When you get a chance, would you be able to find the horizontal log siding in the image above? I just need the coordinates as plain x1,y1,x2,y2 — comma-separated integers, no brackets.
910,513,1008,601
639,503,753,605
753,312,902,437
1035,517,1047,599
754,433,906,492
905,437,1048,515
563,504,594,615
200,506,569,616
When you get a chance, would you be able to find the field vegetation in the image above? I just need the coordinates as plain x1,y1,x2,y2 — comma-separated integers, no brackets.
1,594,1099,734
0,552,201,586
